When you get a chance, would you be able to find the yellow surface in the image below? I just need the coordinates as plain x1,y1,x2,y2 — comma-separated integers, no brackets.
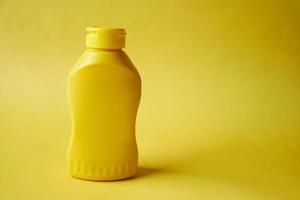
0,0,299,199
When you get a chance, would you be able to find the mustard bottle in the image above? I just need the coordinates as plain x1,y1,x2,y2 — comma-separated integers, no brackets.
67,27,141,181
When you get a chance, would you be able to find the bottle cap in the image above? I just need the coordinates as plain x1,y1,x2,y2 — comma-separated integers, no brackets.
86,27,126,49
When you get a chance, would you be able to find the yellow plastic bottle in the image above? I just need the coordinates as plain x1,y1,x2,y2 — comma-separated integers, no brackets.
67,27,141,181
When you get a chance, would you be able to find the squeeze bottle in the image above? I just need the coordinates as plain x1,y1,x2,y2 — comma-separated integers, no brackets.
67,27,141,181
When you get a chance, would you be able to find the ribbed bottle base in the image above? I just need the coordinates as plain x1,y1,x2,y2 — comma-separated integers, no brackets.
68,159,137,181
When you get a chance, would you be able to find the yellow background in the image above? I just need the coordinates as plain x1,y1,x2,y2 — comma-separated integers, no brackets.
0,0,299,199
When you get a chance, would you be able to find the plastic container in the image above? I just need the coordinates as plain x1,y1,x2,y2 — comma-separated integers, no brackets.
67,27,141,181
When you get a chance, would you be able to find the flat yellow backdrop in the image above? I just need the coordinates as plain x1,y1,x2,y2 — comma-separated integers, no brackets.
0,0,299,199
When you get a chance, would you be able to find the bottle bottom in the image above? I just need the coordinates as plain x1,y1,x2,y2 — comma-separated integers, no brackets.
69,170,136,181
68,159,137,181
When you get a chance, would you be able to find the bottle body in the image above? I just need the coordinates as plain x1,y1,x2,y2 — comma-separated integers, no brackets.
67,48,141,181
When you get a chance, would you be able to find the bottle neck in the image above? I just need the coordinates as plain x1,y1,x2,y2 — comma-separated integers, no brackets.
87,47,124,52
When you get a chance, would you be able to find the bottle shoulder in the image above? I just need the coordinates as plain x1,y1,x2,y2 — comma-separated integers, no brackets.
69,49,140,79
